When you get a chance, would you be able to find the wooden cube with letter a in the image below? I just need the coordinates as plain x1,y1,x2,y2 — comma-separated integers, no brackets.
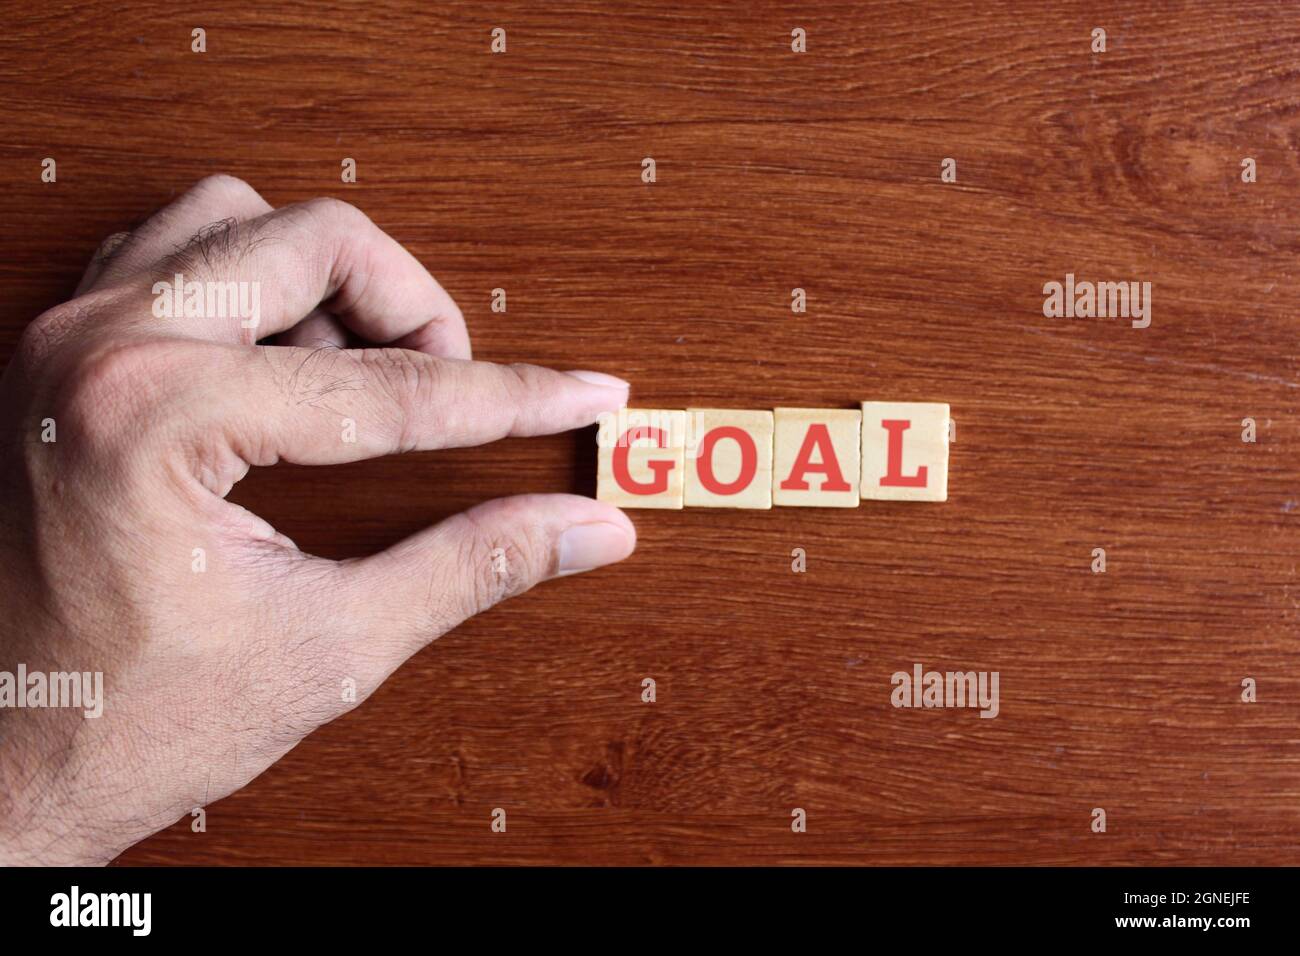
860,401,950,502
683,408,774,509
772,408,861,507
596,408,687,509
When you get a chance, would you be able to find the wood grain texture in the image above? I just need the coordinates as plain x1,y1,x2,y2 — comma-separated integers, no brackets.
1,0,1298,864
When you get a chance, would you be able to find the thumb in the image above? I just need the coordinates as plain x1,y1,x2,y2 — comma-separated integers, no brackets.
337,493,635,666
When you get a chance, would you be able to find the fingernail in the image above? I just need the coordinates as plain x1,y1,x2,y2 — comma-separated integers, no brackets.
565,369,629,390
557,522,634,576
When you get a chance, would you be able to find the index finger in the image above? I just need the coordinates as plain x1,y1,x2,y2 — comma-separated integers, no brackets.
149,197,471,359
210,348,630,468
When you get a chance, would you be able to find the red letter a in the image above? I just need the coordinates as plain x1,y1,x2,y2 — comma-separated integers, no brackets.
779,423,849,491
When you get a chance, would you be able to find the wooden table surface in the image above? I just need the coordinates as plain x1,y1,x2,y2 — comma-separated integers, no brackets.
2,1,1297,865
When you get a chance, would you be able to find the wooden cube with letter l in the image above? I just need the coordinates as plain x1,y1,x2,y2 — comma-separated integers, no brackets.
860,401,950,502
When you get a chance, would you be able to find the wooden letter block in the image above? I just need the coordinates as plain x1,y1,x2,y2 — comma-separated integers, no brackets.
596,408,686,509
860,401,950,502
683,408,774,509
772,408,861,507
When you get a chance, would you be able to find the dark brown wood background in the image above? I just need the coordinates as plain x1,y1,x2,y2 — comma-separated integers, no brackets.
1,0,1297,865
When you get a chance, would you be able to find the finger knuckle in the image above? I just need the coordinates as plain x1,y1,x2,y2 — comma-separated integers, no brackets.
363,349,441,452
298,196,368,230
18,303,87,367
191,173,260,206
92,231,132,265
461,362,530,440
499,362,538,405
51,339,190,449
451,510,549,620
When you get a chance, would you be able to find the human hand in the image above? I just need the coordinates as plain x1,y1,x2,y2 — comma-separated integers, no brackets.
0,175,635,865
